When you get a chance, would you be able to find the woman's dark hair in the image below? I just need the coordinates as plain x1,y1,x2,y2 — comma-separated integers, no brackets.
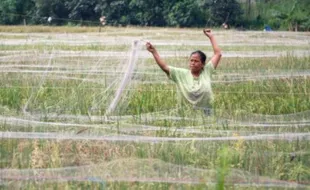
191,50,207,65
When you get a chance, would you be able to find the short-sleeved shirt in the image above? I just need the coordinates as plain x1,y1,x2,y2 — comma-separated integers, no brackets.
168,61,215,108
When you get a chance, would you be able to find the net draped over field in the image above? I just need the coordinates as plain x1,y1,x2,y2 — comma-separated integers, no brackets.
0,29,309,189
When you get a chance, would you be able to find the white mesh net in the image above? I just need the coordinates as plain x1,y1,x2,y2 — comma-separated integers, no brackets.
0,29,309,189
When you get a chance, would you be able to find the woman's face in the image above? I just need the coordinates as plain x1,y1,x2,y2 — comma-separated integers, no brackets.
189,53,204,73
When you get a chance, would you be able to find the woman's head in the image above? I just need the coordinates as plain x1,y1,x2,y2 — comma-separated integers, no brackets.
191,50,206,65
189,50,206,73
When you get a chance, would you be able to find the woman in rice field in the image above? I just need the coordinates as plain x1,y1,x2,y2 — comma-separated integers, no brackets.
146,29,222,115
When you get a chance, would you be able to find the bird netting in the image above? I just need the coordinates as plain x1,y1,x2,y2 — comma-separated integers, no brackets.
0,30,309,189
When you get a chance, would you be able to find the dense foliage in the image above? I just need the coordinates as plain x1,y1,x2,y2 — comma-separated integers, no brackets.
0,0,309,30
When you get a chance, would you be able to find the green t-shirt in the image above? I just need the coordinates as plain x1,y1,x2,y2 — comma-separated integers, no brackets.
168,61,215,108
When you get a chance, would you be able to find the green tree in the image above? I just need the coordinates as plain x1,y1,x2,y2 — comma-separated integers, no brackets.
31,0,69,24
164,0,205,27
65,0,100,25
209,0,244,27
96,0,131,26
0,0,35,24
266,0,309,31
276,0,309,31
128,0,165,26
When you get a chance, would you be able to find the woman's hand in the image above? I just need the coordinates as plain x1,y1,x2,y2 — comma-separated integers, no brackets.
203,29,214,39
204,28,222,69
146,42,156,53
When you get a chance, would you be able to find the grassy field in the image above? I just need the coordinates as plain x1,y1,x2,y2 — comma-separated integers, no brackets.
0,26,309,189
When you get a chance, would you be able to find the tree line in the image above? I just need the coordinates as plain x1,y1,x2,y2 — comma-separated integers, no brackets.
0,0,309,31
